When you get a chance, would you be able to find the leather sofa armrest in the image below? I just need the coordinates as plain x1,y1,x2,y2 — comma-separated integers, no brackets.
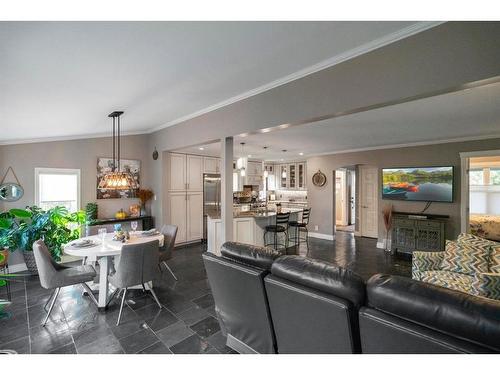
473,272,500,301
412,251,444,279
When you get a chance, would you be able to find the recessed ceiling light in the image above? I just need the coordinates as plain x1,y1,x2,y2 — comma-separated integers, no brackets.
248,154,252,158
299,152,304,156
199,147,204,150
280,158,284,161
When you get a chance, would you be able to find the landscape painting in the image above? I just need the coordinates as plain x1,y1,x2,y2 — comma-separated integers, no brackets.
96,157,140,199
382,167,453,202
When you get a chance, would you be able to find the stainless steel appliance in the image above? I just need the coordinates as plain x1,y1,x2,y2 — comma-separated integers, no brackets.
203,173,221,241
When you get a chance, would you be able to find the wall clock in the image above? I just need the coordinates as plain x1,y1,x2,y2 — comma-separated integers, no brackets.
312,170,327,187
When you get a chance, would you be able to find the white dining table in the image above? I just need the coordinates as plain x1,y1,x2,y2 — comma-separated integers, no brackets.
64,232,164,309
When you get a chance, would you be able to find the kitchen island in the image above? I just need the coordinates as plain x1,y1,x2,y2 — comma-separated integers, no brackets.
207,208,303,255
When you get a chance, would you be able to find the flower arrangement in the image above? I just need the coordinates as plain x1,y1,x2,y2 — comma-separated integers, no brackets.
136,189,154,215
382,204,393,251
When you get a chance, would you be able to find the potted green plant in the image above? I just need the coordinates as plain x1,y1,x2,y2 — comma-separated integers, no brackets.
0,206,85,274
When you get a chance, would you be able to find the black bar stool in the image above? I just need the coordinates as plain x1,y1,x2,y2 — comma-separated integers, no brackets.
289,208,311,251
264,212,290,253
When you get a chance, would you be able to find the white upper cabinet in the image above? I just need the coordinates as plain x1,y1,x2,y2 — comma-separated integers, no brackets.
203,157,220,174
276,162,307,190
169,153,187,191
186,155,203,191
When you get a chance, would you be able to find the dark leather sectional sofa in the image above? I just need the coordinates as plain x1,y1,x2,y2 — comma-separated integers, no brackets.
202,242,500,354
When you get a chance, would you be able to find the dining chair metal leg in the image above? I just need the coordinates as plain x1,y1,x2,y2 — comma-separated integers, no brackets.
116,287,127,326
43,288,58,311
105,287,120,308
149,283,162,309
42,287,60,326
80,283,99,307
161,261,178,281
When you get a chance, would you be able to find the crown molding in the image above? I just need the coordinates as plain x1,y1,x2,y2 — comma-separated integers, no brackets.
0,130,148,146
149,21,444,133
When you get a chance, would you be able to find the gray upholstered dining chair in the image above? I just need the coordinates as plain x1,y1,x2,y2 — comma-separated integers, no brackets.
32,240,98,326
108,240,162,326
159,224,178,280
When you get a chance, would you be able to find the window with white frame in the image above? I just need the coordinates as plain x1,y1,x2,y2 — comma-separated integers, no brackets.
35,168,81,212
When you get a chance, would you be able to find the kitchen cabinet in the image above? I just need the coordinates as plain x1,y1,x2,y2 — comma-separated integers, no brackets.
168,192,188,244
187,192,203,241
168,191,203,244
276,162,307,190
279,165,288,189
204,157,221,174
169,153,187,191
186,155,203,191
169,153,203,191
297,163,306,189
168,153,207,245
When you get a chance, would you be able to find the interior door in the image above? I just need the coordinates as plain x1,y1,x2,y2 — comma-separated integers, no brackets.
187,191,203,241
360,166,379,238
169,192,187,243
169,153,186,191
187,155,203,191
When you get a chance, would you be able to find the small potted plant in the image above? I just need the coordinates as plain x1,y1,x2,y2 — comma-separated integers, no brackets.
136,189,154,216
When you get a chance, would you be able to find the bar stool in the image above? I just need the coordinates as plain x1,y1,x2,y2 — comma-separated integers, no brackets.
289,208,311,251
264,212,290,253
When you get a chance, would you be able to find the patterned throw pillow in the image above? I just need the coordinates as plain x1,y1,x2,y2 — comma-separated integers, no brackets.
472,272,500,300
441,240,490,276
458,232,500,273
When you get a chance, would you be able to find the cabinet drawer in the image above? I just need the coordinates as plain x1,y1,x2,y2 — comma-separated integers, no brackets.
416,220,441,229
393,219,414,228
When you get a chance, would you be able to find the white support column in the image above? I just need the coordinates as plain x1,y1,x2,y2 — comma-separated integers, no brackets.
221,137,234,245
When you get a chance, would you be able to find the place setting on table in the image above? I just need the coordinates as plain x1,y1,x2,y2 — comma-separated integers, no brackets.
63,222,164,310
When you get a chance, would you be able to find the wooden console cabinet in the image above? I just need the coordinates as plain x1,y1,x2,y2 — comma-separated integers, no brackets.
391,212,447,255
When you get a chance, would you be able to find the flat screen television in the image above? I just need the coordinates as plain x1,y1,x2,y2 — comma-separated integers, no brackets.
382,166,454,202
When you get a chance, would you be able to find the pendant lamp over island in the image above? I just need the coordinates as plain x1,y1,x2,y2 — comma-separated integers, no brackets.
98,111,139,190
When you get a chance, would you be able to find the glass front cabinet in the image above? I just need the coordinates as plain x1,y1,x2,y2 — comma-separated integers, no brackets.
276,162,306,190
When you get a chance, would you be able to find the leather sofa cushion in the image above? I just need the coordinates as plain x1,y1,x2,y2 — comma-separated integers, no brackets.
419,270,475,295
271,255,365,307
220,242,281,271
367,274,500,351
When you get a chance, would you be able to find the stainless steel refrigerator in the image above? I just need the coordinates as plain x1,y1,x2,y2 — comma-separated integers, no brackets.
203,173,221,241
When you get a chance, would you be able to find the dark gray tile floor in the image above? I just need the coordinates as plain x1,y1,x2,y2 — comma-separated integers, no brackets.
0,232,411,354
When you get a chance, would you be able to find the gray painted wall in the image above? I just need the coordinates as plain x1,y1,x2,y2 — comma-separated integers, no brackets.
0,134,152,266
147,22,500,224
306,137,500,241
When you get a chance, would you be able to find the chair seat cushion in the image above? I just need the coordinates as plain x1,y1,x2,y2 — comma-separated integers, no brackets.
53,265,96,288
441,240,490,276
419,270,475,295
265,225,287,232
289,221,306,227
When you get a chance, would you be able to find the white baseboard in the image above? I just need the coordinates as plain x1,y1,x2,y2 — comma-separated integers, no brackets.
7,263,27,273
308,232,335,241
354,231,361,237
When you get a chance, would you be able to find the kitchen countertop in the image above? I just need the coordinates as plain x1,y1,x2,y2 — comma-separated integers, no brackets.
207,207,303,220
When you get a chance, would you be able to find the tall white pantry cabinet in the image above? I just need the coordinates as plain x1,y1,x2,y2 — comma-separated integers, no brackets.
168,153,204,244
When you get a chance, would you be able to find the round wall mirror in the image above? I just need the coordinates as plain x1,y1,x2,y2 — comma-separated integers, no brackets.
0,182,24,202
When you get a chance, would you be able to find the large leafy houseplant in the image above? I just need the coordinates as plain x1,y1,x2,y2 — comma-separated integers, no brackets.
0,206,85,264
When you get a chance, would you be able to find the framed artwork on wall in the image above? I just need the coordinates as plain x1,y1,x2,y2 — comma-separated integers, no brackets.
96,157,140,199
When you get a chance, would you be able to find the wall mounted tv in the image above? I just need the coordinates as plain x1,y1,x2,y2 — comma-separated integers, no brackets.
382,166,454,202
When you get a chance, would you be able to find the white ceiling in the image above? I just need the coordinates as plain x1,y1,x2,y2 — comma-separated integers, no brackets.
0,21,428,143
176,82,500,161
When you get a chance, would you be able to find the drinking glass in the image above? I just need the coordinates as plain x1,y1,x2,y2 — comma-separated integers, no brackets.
98,228,107,246
131,221,138,232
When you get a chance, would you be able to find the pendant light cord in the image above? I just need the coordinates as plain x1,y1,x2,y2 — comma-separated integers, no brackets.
112,116,116,171
117,114,121,171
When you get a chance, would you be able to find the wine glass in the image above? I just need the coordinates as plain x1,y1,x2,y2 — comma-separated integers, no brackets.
98,228,107,247
131,221,138,233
